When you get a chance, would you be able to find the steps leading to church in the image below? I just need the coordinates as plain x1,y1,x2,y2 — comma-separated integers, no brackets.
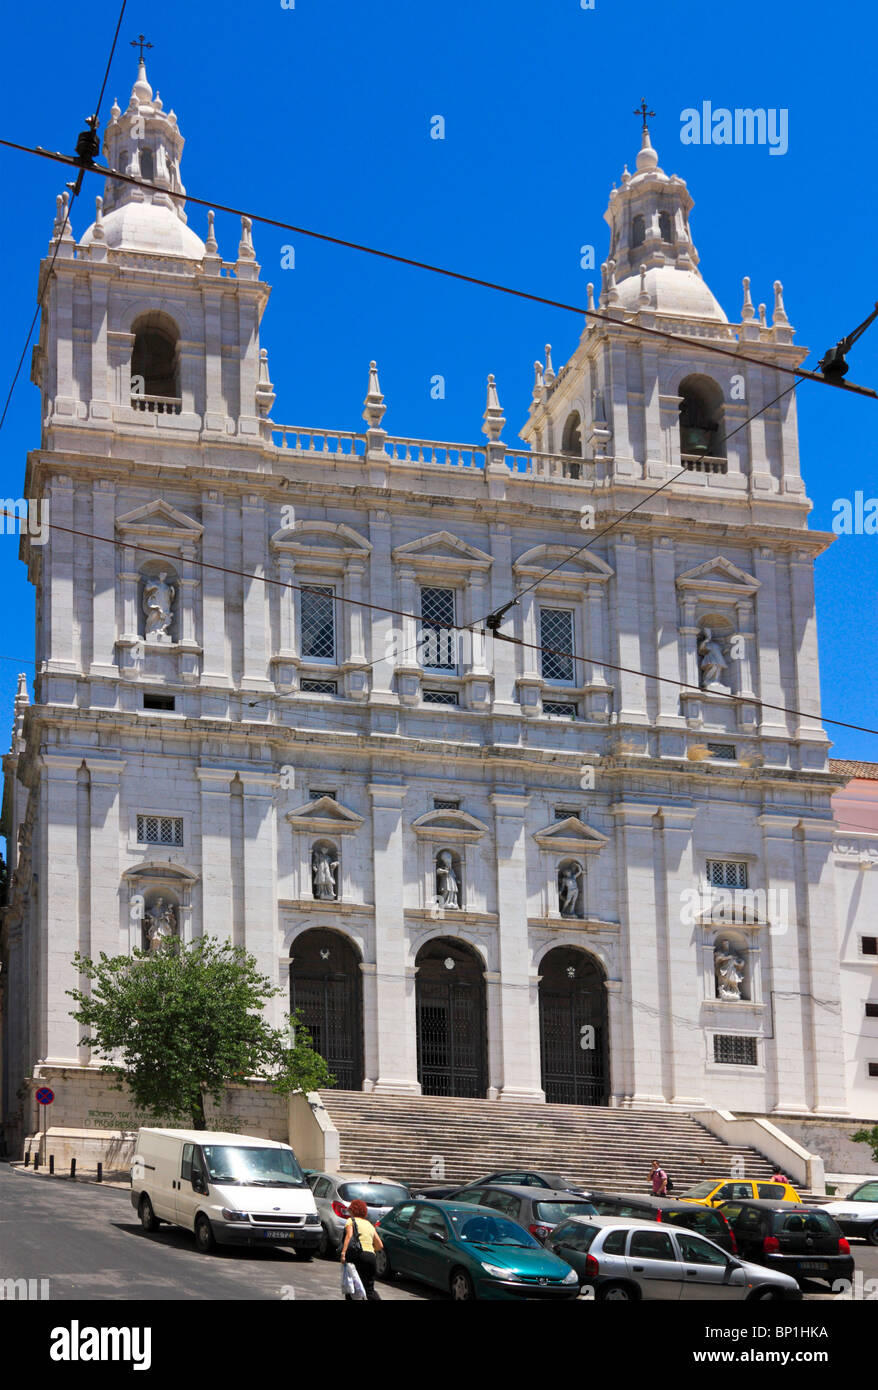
317,1091,778,1192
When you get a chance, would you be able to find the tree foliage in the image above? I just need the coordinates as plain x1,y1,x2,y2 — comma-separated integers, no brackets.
851,1125,878,1165
68,937,334,1128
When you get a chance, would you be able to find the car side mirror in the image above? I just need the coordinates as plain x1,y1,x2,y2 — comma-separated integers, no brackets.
429,1230,447,1243
192,1176,206,1194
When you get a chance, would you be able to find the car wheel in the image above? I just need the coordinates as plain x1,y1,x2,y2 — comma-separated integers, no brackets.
195,1215,216,1254
375,1248,395,1281
317,1226,330,1258
747,1287,782,1301
450,1269,476,1301
139,1196,159,1233
597,1282,638,1302
867,1222,878,1247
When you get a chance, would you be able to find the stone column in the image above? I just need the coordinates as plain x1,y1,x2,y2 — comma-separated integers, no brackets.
40,754,82,1063
85,759,125,967
651,536,684,726
241,495,272,691
47,477,76,672
239,771,280,1024
489,524,518,714
657,806,704,1105
200,491,231,689
368,512,395,701
197,769,236,943
202,286,225,431
90,480,118,679
490,791,543,1101
604,979,626,1104
797,820,848,1115
613,535,648,724
343,558,368,701
641,345,663,474
369,783,419,1093
788,552,828,745
89,275,112,421
753,548,786,738
757,814,809,1111
610,802,664,1102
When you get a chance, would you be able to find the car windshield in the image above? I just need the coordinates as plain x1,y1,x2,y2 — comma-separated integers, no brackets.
200,1145,305,1187
850,1182,878,1202
534,1200,597,1222
679,1182,717,1199
450,1213,541,1248
339,1182,410,1206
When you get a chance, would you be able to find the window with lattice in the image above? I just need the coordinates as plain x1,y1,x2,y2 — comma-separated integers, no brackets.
420,587,457,670
300,585,336,661
713,1034,757,1066
540,608,575,682
706,860,748,889
137,815,183,847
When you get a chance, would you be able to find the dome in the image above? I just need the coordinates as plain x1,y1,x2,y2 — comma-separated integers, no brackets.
614,264,727,322
79,201,205,259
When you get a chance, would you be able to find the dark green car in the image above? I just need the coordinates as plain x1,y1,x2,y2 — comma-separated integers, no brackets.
374,1200,581,1301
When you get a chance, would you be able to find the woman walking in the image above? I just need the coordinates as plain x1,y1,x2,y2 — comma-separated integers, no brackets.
340,1200,384,1301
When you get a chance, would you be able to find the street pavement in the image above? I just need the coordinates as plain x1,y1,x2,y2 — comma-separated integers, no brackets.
0,1164,432,1301
2,1164,876,1302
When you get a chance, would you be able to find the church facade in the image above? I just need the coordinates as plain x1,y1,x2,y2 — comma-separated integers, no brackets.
2,59,875,1151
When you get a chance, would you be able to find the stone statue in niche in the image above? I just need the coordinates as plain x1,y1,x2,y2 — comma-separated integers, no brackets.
714,939,746,1000
143,571,176,642
559,863,584,917
436,851,460,909
145,898,177,949
698,627,728,690
312,846,339,900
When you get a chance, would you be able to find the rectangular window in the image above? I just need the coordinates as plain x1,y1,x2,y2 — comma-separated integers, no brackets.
555,807,579,821
423,689,459,706
143,694,175,712
434,798,460,810
137,814,183,847
310,789,337,802
540,608,575,683
300,679,338,695
706,860,749,889
420,587,457,670
300,585,336,661
869,1062,878,1079
714,1034,758,1066
544,701,578,719
865,1002,878,1019
707,743,737,761
862,937,878,957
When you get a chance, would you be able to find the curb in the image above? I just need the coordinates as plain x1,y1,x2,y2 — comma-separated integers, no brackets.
9,1161,130,1191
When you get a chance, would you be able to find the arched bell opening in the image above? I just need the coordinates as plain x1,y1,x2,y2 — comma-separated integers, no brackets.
678,374,726,461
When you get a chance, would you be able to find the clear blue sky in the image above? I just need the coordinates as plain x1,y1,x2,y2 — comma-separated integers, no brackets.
0,0,876,790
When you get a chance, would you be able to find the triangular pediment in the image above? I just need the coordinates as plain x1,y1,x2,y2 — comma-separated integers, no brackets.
116,500,203,539
412,808,489,841
534,816,608,852
514,545,614,584
392,532,492,569
676,556,759,595
271,521,371,555
285,796,364,833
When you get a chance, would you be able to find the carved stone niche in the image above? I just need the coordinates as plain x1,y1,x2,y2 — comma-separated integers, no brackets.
533,816,608,919
115,500,204,685
412,808,489,914
676,557,759,730
285,795,364,903
122,862,198,953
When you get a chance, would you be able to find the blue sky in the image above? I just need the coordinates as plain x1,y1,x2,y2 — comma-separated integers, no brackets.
0,0,876,783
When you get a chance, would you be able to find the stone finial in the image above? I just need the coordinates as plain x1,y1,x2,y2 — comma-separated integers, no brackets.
482,374,506,441
92,195,106,242
635,126,659,174
758,303,768,328
533,360,544,402
205,209,218,254
586,282,595,314
110,97,121,120
544,344,555,385
741,275,755,322
237,215,256,261
255,347,276,418
362,360,387,429
15,673,29,705
53,191,74,242
132,59,153,106
638,265,649,307
154,91,163,112
606,258,619,304
772,279,789,326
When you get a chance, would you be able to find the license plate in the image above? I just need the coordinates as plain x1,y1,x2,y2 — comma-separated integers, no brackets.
263,1229,295,1239
799,1262,828,1271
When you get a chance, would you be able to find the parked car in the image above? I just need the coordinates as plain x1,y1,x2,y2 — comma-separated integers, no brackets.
375,1200,581,1300
452,1184,597,1241
306,1171,411,1257
678,1177,801,1207
821,1181,878,1245
130,1128,321,1255
587,1192,738,1254
716,1200,854,1287
413,1169,591,1200
544,1215,801,1301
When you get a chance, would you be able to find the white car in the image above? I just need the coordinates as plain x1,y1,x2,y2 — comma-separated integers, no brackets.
822,1181,878,1245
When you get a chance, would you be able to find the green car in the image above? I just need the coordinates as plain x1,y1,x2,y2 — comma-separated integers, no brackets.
374,1200,581,1300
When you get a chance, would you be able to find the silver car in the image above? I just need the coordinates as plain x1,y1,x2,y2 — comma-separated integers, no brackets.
306,1171,411,1258
545,1216,802,1301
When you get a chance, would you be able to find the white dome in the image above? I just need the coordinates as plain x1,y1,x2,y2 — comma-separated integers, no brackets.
80,201,205,259
615,264,727,322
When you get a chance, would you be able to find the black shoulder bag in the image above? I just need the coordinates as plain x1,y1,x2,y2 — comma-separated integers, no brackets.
346,1216,362,1260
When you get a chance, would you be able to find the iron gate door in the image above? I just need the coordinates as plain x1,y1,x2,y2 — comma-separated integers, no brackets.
415,939,487,1097
290,930,363,1091
539,948,608,1105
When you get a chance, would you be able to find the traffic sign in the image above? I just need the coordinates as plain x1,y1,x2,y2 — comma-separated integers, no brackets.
35,1087,54,1105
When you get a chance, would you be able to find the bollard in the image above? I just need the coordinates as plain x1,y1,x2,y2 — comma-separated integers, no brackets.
24,1152,30,1167
49,1154,54,1175
96,1162,103,1183
70,1158,76,1180
33,1154,40,1170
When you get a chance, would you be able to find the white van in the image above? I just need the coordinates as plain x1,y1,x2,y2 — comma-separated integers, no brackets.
130,1129,322,1256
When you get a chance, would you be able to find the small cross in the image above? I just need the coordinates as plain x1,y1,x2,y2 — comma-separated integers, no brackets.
634,98,655,133
131,34,154,63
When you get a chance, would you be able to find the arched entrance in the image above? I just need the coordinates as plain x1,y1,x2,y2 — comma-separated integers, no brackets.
290,929,364,1091
415,937,487,1098
539,947,609,1105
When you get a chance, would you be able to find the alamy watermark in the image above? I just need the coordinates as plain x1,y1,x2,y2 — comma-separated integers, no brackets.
1,499,49,545
680,103,788,156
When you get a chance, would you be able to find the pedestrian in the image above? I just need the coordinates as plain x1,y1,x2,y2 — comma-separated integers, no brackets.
340,1199,384,1301
648,1159,668,1196
771,1170,788,1184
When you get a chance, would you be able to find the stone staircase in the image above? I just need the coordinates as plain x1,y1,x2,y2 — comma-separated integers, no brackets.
318,1091,778,1193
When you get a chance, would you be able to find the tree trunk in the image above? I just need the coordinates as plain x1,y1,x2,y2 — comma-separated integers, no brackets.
191,1091,207,1130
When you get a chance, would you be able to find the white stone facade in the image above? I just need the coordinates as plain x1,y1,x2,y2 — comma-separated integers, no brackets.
1,68,872,1151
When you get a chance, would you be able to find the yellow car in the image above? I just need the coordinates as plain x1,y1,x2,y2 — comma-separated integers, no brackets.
679,1178,801,1207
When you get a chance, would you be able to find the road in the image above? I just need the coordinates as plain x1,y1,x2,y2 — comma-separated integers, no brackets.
0,1165,432,1301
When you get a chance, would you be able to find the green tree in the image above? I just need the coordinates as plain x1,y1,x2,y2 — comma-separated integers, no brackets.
68,937,334,1129
851,1125,878,1164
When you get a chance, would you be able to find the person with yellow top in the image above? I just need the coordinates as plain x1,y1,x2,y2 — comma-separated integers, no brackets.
340,1199,384,1301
